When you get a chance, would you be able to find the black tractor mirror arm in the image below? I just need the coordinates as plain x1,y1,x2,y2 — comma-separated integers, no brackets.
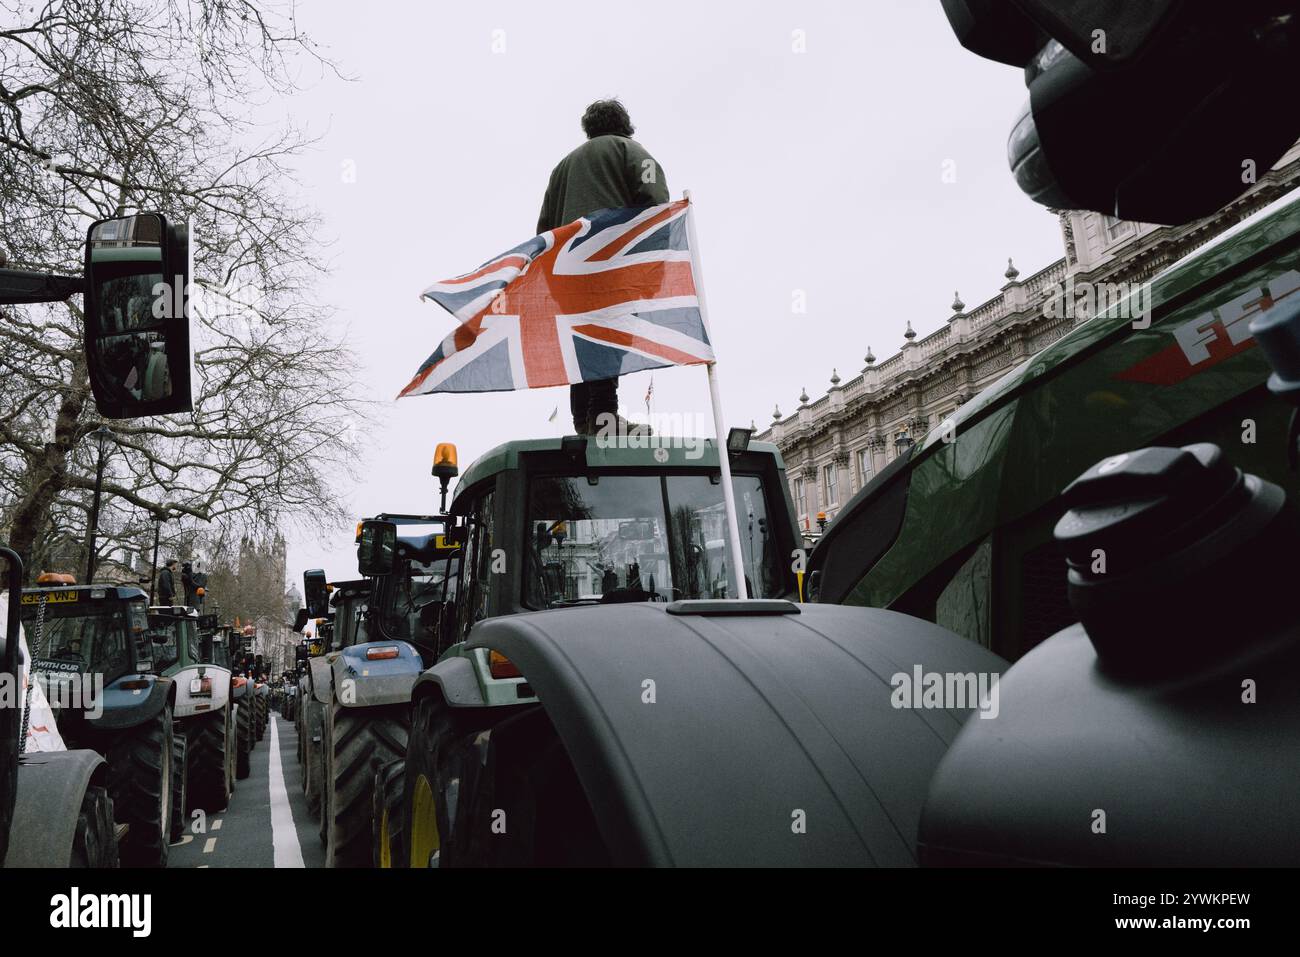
0,268,83,306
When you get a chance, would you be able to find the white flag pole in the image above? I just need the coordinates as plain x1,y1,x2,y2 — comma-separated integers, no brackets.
683,190,750,601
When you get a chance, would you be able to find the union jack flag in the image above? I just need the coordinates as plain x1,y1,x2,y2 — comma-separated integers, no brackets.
398,199,714,397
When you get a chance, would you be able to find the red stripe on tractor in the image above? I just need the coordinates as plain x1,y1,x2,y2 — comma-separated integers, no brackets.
1114,327,1256,386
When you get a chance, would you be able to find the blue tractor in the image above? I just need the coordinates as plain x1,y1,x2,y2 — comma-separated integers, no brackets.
18,574,175,867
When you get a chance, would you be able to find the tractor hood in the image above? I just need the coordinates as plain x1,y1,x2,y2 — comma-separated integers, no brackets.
467,601,1005,866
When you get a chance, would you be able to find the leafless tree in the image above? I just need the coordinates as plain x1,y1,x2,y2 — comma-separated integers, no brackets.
1,0,367,582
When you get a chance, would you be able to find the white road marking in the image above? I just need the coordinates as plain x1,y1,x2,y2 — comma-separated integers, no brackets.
203,837,217,853
211,819,223,831
269,717,305,868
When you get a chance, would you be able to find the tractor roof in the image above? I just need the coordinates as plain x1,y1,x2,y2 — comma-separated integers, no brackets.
149,605,199,618
22,583,147,602
329,579,370,603
455,436,785,502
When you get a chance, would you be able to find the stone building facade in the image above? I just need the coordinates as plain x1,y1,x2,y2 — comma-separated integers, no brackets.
758,145,1300,540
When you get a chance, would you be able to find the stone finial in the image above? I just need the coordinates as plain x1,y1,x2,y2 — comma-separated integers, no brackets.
1004,257,1020,281
829,368,841,387
904,321,917,341
951,291,965,312
799,387,810,406
773,404,782,421
864,346,876,366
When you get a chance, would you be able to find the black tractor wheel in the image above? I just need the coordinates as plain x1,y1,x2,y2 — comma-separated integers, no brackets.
69,785,120,868
236,701,252,780
319,704,331,846
225,705,237,795
326,703,409,868
255,695,266,741
403,697,467,869
188,710,231,813
169,730,188,841
106,705,172,868
372,757,408,868
304,699,323,816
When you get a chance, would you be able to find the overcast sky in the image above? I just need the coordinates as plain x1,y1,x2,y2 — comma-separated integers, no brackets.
271,0,1066,587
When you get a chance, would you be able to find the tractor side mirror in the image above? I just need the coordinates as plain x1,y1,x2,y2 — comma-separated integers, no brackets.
356,520,398,577
304,569,328,618
83,213,193,417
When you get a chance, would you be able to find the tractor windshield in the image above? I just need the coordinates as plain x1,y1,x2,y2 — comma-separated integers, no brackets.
525,472,782,608
146,614,198,671
19,592,141,682
372,526,455,646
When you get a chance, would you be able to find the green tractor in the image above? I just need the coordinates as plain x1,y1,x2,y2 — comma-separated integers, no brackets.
147,606,236,839
370,434,810,866
18,575,175,867
806,185,1300,664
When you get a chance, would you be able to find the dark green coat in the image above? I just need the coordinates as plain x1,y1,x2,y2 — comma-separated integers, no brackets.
537,134,669,234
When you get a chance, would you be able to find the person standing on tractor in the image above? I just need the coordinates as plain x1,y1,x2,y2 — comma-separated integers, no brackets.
158,559,178,605
537,98,669,434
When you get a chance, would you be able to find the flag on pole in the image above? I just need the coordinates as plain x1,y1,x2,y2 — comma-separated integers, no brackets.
399,199,714,397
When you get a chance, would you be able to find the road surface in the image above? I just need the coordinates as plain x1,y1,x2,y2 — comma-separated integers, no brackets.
168,711,325,868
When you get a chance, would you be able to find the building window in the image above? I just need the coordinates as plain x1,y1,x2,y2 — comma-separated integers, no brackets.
823,463,838,507
1103,215,1134,243
858,448,873,487
793,477,805,519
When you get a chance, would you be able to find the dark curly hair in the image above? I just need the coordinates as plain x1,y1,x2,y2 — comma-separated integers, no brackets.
581,99,635,139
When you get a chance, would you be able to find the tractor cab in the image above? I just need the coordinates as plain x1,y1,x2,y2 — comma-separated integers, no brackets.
356,515,459,662
432,436,797,651
18,575,155,724
146,605,200,673
149,605,231,721
327,580,372,650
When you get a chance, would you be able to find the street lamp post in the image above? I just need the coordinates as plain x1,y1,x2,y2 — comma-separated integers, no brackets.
148,507,170,605
85,425,116,583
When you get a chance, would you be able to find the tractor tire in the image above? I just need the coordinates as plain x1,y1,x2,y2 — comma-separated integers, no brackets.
325,703,409,868
257,696,267,741
236,701,252,780
69,785,120,868
304,699,323,816
169,730,188,842
1,676,16,866
372,757,407,869
188,710,231,813
319,704,332,846
106,705,172,868
403,697,468,869
225,705,237,796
